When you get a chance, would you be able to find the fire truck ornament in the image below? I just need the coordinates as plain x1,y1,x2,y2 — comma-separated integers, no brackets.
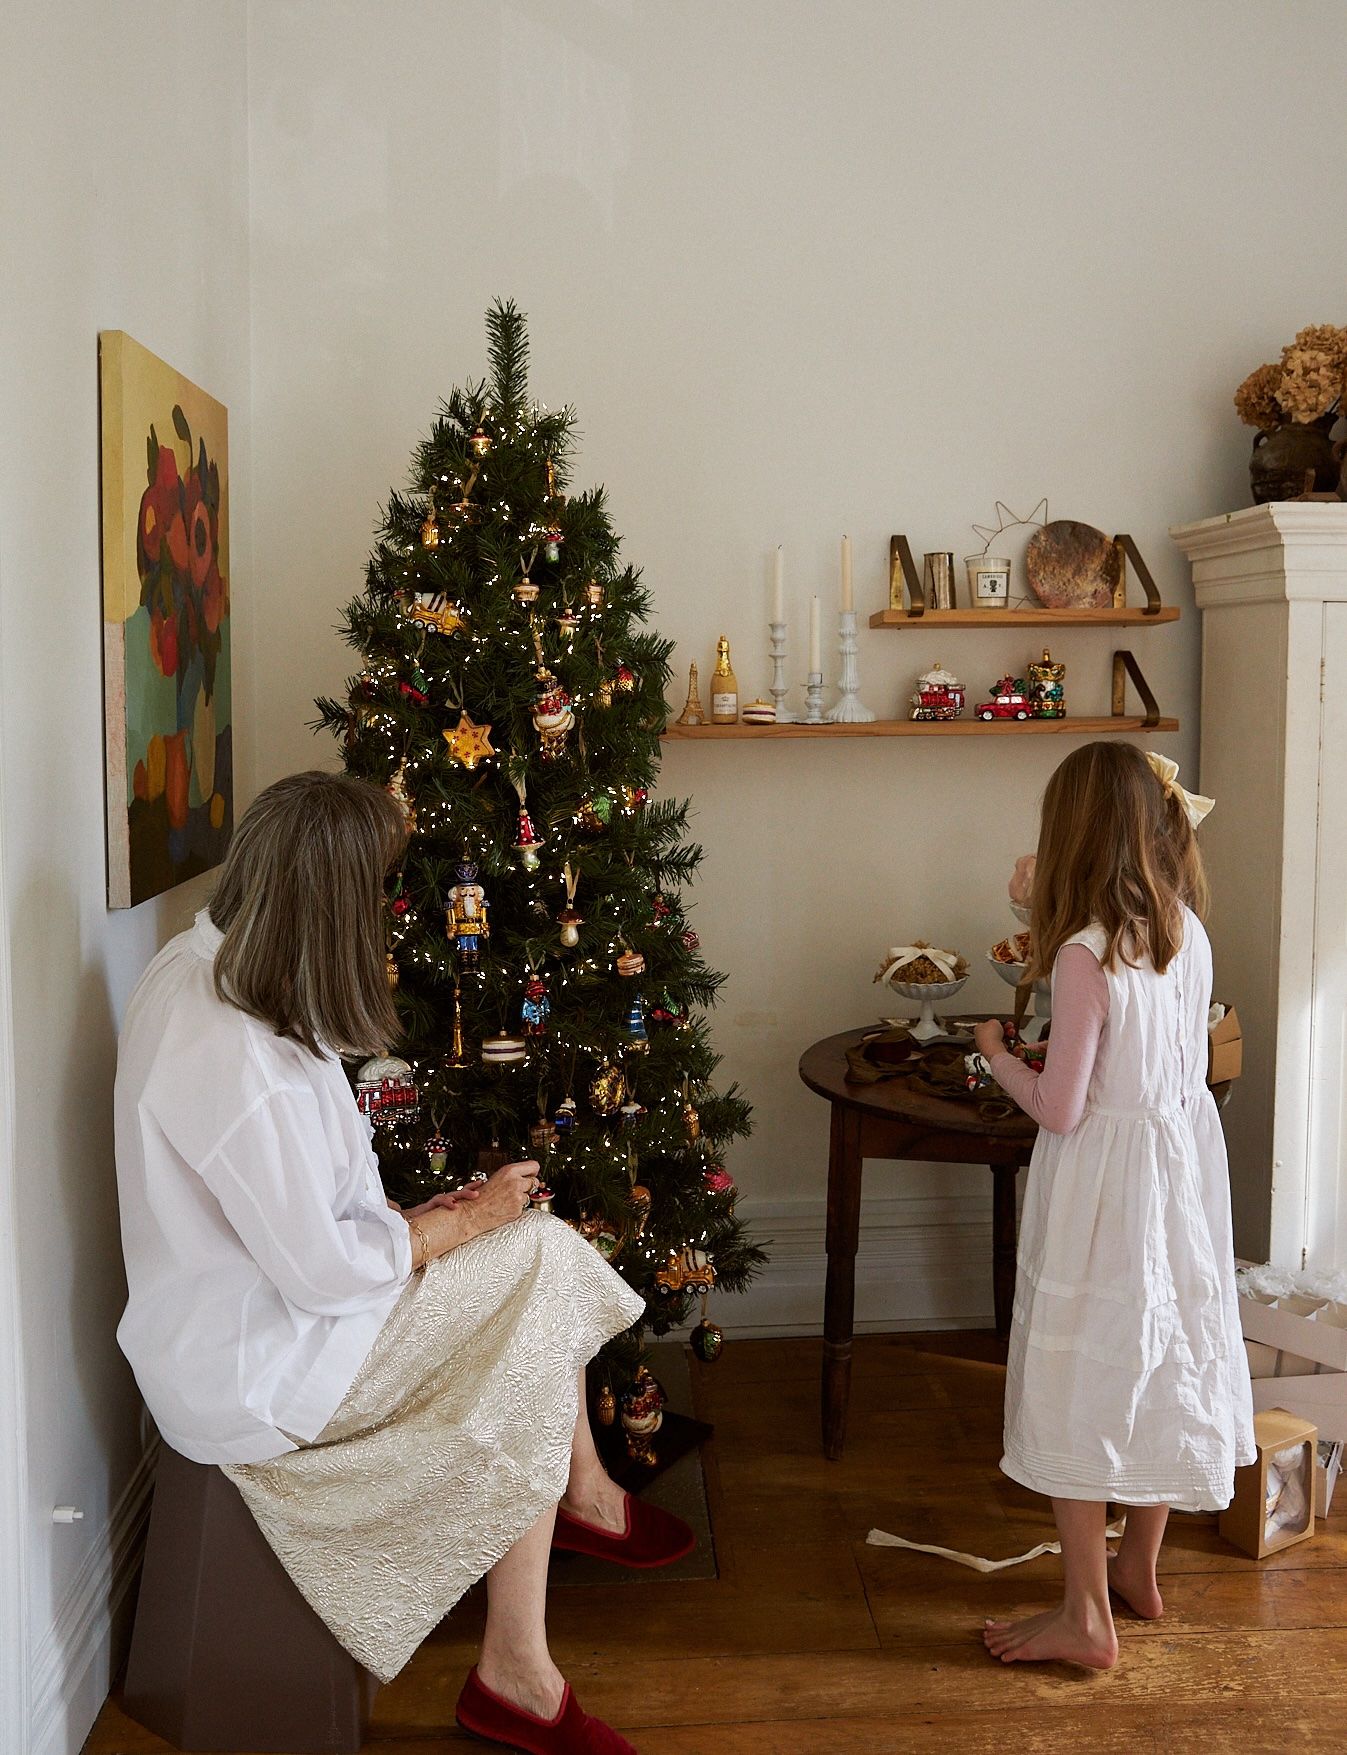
355,1055,420,1127
909,661,966,722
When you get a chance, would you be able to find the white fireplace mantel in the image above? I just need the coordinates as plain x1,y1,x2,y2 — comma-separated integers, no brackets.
1172,503,1347,1270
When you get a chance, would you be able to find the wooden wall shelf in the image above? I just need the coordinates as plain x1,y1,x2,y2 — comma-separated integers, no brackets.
662,715,1178,740
868,606,1180,629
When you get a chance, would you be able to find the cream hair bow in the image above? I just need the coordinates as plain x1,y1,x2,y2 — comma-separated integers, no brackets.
1146,752,1214,830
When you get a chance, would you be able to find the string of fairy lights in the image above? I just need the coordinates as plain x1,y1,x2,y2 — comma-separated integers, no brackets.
332,363,749,1381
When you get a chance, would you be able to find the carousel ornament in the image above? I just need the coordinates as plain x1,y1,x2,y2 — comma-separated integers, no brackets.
445,857,490,970
529,1116,558,1157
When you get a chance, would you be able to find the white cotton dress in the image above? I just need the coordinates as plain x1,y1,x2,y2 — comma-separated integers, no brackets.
1001,911,1255,1512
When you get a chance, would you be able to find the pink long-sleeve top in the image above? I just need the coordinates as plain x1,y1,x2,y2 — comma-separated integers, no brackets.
989,942,1110,1134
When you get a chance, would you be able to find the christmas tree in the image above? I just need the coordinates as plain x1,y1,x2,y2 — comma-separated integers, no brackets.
316,301,761,1391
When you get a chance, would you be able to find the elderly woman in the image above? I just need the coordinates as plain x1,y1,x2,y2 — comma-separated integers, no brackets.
114,772,692,1755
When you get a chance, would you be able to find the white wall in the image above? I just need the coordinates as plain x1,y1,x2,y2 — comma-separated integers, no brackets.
245,0,1347,1326
0,7,254,1750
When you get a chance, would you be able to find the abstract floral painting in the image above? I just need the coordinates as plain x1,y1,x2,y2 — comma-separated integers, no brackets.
100,332,233,908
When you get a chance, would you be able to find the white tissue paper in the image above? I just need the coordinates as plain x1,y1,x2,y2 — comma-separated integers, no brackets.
1265,1442,1311,1540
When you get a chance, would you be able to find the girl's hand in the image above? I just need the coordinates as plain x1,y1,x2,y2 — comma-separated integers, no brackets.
975,1018,1006,1060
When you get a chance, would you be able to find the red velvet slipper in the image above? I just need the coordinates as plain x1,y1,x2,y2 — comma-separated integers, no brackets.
552,1494,695,1569
455,1666,637,1754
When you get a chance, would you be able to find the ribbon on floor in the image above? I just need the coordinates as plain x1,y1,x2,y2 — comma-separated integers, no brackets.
865,1521,1124,1573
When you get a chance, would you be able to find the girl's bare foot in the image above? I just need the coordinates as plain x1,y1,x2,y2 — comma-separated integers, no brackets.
1108,1553,1164,1620
982,1603,1118,1668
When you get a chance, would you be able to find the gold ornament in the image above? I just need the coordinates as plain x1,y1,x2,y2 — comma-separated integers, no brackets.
588,1062,626,1115
629,1183,652,1237
513,577,540,604
596,1384,617,1426
684,1102,701,1143
595,677,615,709
585,579,605,609
443,712,495,769
447,985,469,1068
420,492,439,549
385,950,399,991
675,662,706,727
469,424,491,456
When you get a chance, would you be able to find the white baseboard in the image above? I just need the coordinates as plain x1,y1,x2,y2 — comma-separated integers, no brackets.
708,1191,1001,1338
29,1439,158,1755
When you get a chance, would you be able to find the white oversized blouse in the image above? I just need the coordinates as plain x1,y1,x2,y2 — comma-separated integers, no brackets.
114,910,412,1464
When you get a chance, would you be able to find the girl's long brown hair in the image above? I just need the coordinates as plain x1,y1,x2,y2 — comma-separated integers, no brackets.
1027,742,1209,982
208,771,407,1057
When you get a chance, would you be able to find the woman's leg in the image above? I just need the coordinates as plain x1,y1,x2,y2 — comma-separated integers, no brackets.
1109,1503,1168,1619
983,1497,1119,1667
559,1366,627,1533
477,1504,566,1719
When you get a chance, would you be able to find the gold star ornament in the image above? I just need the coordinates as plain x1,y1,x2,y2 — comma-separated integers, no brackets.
443,712,495,769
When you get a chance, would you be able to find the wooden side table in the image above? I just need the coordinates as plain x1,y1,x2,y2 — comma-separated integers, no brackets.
799,1024,1037,1461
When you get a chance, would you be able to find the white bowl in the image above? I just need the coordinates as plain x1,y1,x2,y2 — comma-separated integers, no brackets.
986,956,1052,1037
885,974,970,1041
1009,900,1032,925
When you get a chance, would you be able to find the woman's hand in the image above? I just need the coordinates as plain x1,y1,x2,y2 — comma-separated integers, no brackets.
975,1018,1007,1060
465,1159,540,1238
405,1188,483,1219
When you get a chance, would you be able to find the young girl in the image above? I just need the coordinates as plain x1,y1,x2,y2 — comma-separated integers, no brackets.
973,742,1254,1669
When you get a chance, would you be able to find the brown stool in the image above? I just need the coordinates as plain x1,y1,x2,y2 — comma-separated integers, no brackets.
123,1443,377,1752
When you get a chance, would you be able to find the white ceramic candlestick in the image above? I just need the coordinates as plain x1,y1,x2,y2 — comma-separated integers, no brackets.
804,671,826,724
768,621,794,722
826,609,875,722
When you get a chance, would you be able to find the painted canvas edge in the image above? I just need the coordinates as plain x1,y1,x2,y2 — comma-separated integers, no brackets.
98,332,131,911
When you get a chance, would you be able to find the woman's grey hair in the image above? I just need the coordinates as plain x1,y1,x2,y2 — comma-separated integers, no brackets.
208,770,407,1057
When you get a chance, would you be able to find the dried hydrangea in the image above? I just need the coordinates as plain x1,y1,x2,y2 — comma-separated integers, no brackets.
1234,362,1284,431
1291,324,1347,364
1276,345,1343,423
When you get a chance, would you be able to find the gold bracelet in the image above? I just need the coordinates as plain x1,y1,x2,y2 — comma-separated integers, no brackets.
407,1216,432,1272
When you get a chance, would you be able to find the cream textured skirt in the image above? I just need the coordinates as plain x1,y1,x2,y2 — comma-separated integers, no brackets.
223,1210,646,1682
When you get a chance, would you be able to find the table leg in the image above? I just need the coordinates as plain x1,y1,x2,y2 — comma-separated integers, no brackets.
991,1164,1019,1337
822,1104,863,1460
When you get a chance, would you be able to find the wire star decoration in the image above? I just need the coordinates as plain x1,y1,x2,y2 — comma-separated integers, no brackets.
443,711,495,770
972,497,1049,554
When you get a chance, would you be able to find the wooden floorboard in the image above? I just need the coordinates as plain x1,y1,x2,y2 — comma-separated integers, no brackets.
81,1332,1347,1753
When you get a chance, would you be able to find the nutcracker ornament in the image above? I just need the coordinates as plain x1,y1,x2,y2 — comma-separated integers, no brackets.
521,972,550,1036
445,857,490,970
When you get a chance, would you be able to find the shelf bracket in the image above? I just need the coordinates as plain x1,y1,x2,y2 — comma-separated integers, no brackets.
1111,649,1161,728
1112,534,1164,616
889,535,924,618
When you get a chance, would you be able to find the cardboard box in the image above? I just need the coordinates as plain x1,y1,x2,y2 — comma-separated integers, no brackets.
1208,1003,1243,1085
1239,1290,1347,1375
1250,1372,1347,1443
1316,1441,1343,1519
1220,1407,1318,1558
